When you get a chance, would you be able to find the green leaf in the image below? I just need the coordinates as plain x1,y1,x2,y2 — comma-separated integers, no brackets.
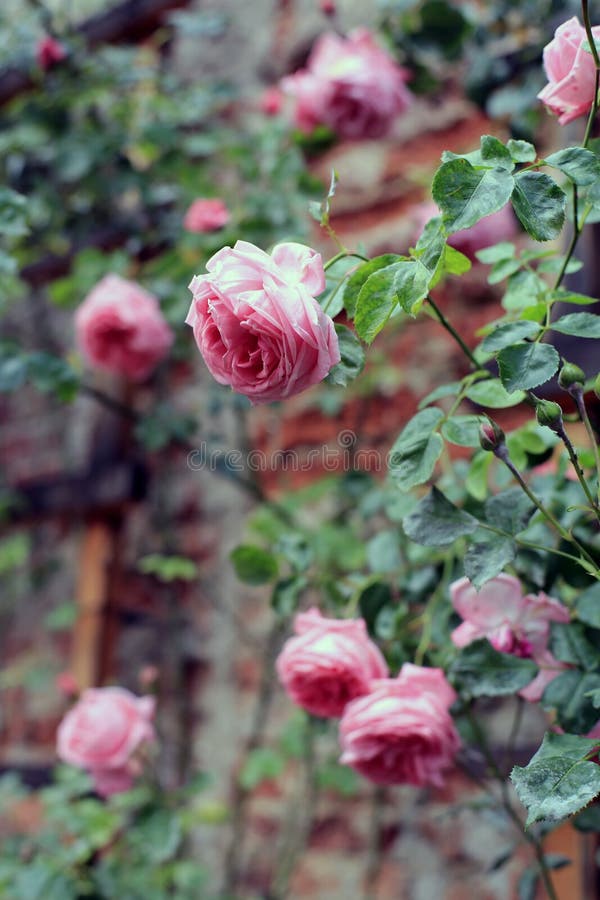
549,289,599,306
576,582,600,628
511,732,600,826
497,342,560,392
418,381,462,409
502,269,548,311
343,255,400,318
0,188,28,238
316,761,359,797
326,325,365,386
359,582,393,633
476,242,516,264
550,622,599,671
550,312,600,338
388,408,444,491
441,415,482,447
402,487,478,547
481,321,541,352
507,139,536,163
0,353,27,392
484,488,535,535
466,451,493,501
487,256,522,284
511,172,566,241
464,535,515,589
432,158,514,233
230,545,278,585
542,670,600,734
480,135,514,170
545,147,600,186
366,530,400,573
574,805,600,831
449,639,538,697
354,264,400,343
239,747,285,789
271,576,307,617
138,554,199,582
393,258,431,316
465,378,525,408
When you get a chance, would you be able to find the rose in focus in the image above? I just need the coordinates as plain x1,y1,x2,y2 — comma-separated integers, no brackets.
56,686,155,797
450,574,569,702
75,274,173,381
281,28,411,139
538,16,600,125
186,240,340,404
184,198,230,233
339,664,459,786
276,607,388,717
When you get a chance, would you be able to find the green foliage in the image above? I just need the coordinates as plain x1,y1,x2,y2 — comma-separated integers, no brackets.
326,324,365,387
432,158,514,232
230,545,279,585
497,342,560,392
138,554,199,582
239,747,285,789
402,487,477,547
449,639,538,697
510,172,565,241
388,408,444,490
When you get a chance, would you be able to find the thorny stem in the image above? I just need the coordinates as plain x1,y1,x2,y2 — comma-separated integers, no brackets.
555,422,600,519
426,296,481,370
465,709,559,900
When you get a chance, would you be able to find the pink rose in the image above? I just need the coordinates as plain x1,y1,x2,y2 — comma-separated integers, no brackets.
538,17,600,125
275,607,388,718
450,574,569,702
183,198,230,233
186,240,340,404
339,664,459,786
57,687,155,796
37,35,67,70
412,201,517,260
281,28,412,140
55,671,79,698
75,274,173,382
259,87,283,116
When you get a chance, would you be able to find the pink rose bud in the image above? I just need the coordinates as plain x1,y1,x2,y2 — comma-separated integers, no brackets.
259,87,283,116
56,687,156,795
339,664,460,786
412,201,517,261
479,418,506,453
275,608,389,718
319,0,337,15
538,16,600,125
37,35,67,70
450,574,570,702
56,671,79,698
183,198,230,233
281,28,412,140
186,240,340,404
75,274,173,382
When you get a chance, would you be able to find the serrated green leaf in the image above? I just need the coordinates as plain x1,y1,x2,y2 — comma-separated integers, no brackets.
465,377,525,408
402,487,478,547
550,622,599,671
481,321,541,352
497,342,559,392
480,135,514,170
449,639,538,697
476,242,516,264
507,139,536,163
484,488,535,535
441,415,482,447
230,545,278,585
326,324,365,386
542,670,600,734
394,258,431,316
545,147,600,186
343,255,400,318
432,158,514,233
511,172,566,241
464,535,516,588
576,582,600,628
550,312,600,338
354,264,400,342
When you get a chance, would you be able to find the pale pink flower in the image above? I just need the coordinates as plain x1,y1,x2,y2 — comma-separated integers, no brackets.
450,574,570,702
57,687,155,796
276,607,388,718
75,274,173,381
281,28,412,139
259,87,283,116
339,664,459,786
538,17,600,125
186,240,339,404
184,198,230,233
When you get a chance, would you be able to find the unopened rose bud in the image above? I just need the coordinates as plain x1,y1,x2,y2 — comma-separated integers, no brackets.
558,361,585,391
479,418,506,452
536,399,563,431
56,671,79,698
319,0,337,15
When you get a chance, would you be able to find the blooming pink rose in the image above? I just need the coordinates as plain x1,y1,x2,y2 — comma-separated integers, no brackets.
412,201,517,261
275,607,388,718
184,198,230,233
75,274,173,382
57,687,155,795
186,240,340,404
37,35,67,70
450,574,570,702
281,28,412,139
538,17,600,125
259,87,283,116
339,664,459,786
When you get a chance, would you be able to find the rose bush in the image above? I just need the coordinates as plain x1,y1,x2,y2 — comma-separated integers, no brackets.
186,240,340,403
75,274,173,382
339,664,460,787
275,607,388,717
282,28,412,139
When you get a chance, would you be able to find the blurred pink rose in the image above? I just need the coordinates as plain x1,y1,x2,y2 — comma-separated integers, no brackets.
339,664,459,786
259,87,283,116
90,765,136,797
450,574,570,702
75,274,173,382
186,240,340,404
275,607,388,717
538,17,600,125
57,687,155,796
412,201,517,260
37,35,66,70
281,28,412,139
56,671,79,698
184,198,230,233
